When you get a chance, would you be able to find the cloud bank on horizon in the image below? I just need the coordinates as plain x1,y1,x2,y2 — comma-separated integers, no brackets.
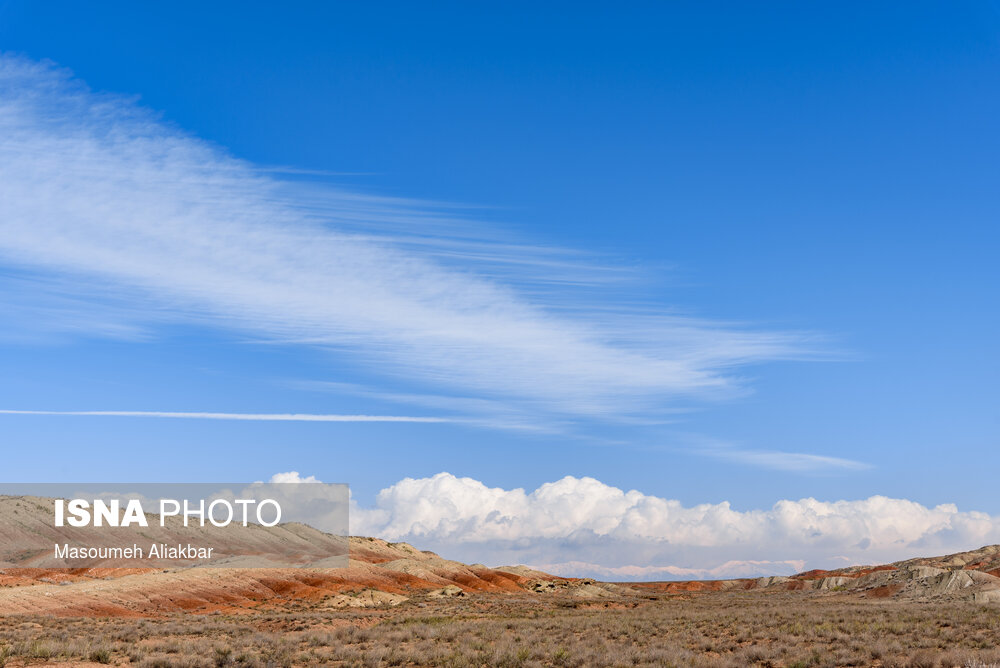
0,55,818,426
327,471,1000,580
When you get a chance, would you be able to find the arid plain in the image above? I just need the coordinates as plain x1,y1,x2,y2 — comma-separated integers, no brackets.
2,536,1000,667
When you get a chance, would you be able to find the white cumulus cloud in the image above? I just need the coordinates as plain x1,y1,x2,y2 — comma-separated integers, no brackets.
349,472,1000,579
268,472,323,484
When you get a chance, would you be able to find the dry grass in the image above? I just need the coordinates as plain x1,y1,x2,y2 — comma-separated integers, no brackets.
1,590,999,667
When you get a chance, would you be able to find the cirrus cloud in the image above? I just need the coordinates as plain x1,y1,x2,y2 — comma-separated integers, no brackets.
0,55,817,424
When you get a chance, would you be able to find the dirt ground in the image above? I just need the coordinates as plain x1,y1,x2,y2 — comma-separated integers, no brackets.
1,588,1000,668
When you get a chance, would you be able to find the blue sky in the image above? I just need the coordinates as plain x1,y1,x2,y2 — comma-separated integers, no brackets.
1,2,998,575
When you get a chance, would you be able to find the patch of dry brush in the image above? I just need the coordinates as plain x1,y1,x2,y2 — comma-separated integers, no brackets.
1,591,1000,667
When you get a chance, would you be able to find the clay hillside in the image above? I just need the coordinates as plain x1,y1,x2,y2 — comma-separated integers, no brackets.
630,544,1000,603
1,495,999,616
0,494,608,616
0,495,348,569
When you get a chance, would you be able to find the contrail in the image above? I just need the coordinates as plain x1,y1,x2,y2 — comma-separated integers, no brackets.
0,409,450,423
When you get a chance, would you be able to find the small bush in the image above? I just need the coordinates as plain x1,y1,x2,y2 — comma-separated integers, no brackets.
89,647,113,664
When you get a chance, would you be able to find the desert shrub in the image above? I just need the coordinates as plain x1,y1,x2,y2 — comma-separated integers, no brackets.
909,650,940,668
89,647,113,664
140,659,174,668
214,647,233,667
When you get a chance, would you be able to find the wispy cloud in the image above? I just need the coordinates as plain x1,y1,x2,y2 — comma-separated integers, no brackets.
0,409,448,423
656,434,871,473
691,443,871,472
713,449,870,472
0,55,819,423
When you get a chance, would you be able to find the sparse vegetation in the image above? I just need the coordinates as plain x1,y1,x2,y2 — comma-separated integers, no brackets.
89,647,113,664
0,591,999,666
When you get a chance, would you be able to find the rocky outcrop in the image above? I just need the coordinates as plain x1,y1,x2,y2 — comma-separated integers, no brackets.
771,548,1000,602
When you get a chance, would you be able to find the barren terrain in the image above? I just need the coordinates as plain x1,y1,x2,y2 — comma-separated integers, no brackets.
2,495,1000,667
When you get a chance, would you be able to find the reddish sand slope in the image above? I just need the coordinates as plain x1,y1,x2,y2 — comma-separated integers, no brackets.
0,537,537,616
